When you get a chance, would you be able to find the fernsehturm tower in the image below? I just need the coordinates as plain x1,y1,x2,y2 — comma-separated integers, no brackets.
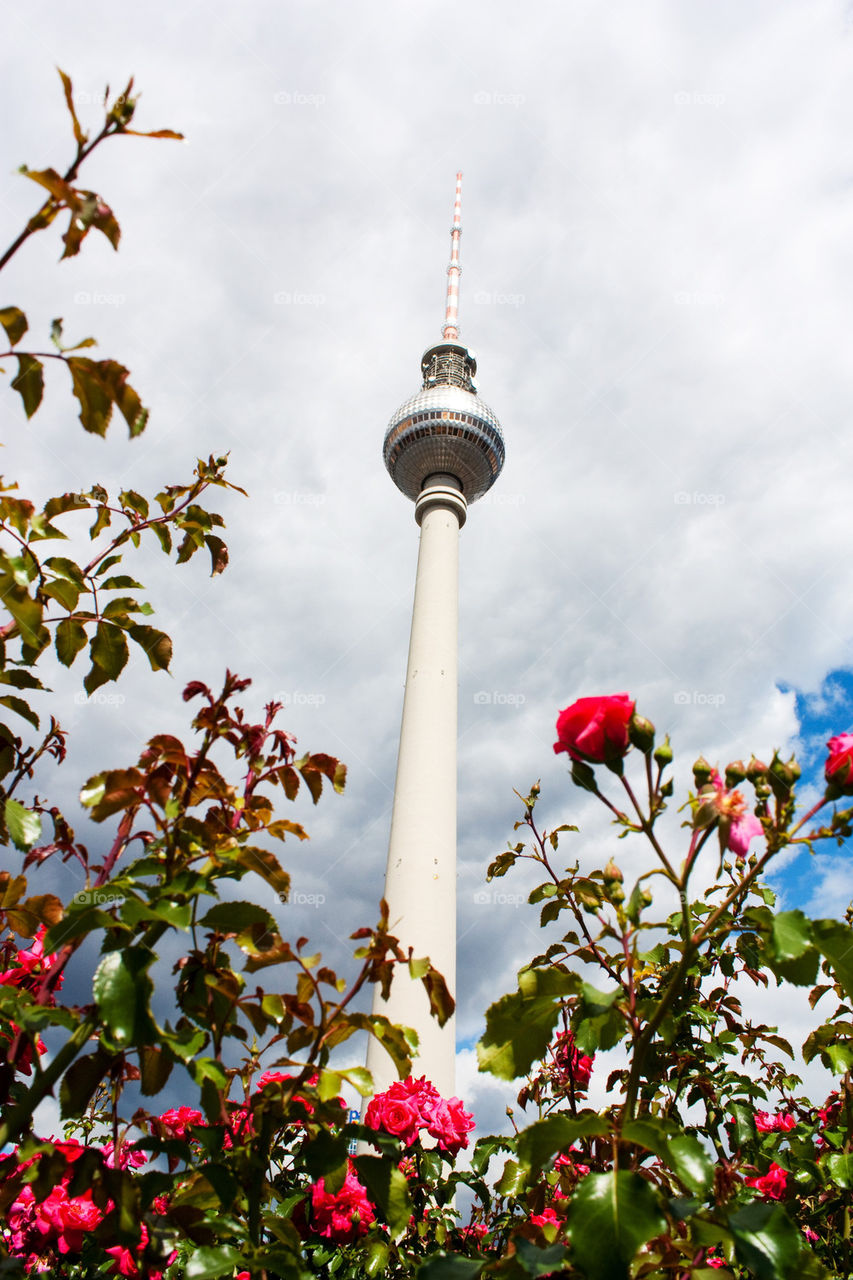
367,174,505,1099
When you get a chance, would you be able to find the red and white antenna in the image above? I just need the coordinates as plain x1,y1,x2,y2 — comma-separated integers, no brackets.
442,171,463,341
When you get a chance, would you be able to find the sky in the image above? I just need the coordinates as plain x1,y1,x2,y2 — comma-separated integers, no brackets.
3,0,853,1137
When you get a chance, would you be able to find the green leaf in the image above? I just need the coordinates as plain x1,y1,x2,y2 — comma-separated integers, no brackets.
417,1259,486,1280
183,1247,245,1280
0,695,39,730
728,1201,805,1280
478,967,579,1080
93,947,157,1048
60,1047,111,1118
516,1113,609,1171
139,1044,174,1096
11,354,44,418
55,618,88,667
200,901,277,935
352,1156,413,1240
5,799,42,851
622,1118,714,1198
824,1152,853,1189
0,306,28,346
814,919,853,1002
514,1239,572,1277
89,620,129,682
566,1171,667,1280
127,624,171,672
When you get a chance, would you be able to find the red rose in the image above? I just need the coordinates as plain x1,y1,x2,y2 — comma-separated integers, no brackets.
554,694,635,764
825,734,853,792
744,1161,788,1200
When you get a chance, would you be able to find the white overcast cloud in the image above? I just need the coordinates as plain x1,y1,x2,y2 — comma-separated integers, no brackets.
4,0,853,1130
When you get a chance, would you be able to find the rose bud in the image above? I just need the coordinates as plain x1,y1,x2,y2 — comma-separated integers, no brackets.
654,736,673,768
746,756,767,783
692,756,713,787
724,760,746,787
628,715,655,753
768,750,800,798
603,859,623,883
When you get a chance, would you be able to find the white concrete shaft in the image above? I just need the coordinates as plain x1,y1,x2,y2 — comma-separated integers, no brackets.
366,480,466,1101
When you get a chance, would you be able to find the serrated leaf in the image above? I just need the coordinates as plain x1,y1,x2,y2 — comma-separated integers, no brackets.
183,1246,245,1280
93,947,156,1048
478,968,579,1080
11,354,44,418
55,618,88,667
200,900,277,935
728,1201,805,1280
0,695,39,730
566,1171,667,1280
127,624,171,672
814,919,853,1003
60,1047,111,1118
517,1113,609,1171
0,306,28,346
352,1156,412,1240
89,620,129,681
5,799,42,851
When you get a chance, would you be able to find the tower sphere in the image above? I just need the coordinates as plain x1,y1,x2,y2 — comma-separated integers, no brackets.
383,340,505,504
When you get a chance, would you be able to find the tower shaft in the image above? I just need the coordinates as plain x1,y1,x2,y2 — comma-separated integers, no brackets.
366,480,466,1100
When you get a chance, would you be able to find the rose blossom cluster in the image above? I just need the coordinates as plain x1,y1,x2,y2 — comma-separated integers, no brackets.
754,1110,796,1134
0,926,63,1077
3,1139,167,1277
309,1163,376,1243
365,1075,475,1158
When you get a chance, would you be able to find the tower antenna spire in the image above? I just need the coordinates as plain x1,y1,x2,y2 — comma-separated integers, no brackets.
442,171,463,341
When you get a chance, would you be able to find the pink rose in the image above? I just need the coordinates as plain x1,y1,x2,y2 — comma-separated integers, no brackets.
423,1096,475,1157
755,1111,795,1133
826,734,853,792
157,1106,204,1139
554,694,635,765
310,1165,375,1242
365,1093,421,1146
728,813,764,859
530,1205,562,1228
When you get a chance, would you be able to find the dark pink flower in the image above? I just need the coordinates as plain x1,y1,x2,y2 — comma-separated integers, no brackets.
554,694,635,764
157,1106,204,1139
310,1165,375,1242
826,734,853,792
744,1162,788,1200
553,1031,594,1092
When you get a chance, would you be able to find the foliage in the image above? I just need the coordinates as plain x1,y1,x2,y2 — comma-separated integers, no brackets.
4,67,853,1280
